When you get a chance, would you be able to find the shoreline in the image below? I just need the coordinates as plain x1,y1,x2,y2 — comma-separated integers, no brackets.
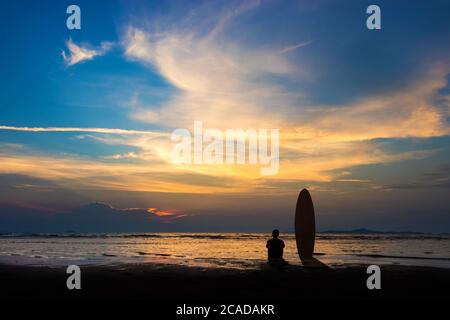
1,262,449,301
2,252,449,270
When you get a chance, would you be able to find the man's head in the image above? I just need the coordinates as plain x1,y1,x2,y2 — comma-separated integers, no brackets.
272,229,279,238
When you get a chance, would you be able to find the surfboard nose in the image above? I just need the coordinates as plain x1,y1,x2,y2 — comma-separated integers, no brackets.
295,188,315,260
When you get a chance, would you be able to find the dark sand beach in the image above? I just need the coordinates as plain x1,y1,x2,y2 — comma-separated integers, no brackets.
1,262,449,302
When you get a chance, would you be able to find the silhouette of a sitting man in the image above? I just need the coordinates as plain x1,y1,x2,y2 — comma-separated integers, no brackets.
266,229,287,266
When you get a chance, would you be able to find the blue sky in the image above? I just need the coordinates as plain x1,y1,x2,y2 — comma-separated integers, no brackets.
0,0,449,232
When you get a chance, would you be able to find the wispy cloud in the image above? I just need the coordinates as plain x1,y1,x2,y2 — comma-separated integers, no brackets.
61,39,113,66
1,1,449,197
0,125,159,136
296,67,450,142
147,207,186,219
114,205,187,220
104,152,139,160
121,4,449,139
278,41,312,54
123,13,300,128
117,2,450,190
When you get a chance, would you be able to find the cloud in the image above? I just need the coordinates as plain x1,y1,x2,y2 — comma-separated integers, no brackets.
0,202,187,233
0,152,240,193
117,1,450,190
1,2,449,197
61,39,113,66
104,152,139,160
146,207,186,218
121,2,450,136
277,41,312,54
289,66,450,142
0,125,159,136
123,18,301,128
0,143,440,196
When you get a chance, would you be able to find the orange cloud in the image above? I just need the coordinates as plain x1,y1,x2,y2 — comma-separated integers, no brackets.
147,208,180,217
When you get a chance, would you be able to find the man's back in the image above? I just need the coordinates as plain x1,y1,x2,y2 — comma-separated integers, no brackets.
266,238,285,260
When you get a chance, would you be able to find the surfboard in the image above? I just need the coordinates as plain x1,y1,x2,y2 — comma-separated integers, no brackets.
295,188,315,260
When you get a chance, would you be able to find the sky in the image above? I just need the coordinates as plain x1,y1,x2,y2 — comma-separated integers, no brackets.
0,0,449,233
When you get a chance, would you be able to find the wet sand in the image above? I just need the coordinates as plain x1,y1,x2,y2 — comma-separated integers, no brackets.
1,262,449,301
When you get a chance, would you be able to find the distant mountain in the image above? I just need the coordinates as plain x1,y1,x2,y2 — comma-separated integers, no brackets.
0,202,185,233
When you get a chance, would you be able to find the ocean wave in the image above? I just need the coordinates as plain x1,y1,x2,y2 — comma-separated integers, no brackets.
0,233,267,240
316,234,450,241
0,232,449,241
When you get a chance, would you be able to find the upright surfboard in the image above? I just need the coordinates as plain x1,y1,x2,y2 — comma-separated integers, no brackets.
295,188,315,260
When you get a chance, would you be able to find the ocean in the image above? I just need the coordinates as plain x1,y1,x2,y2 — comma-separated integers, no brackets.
1,233,449,269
